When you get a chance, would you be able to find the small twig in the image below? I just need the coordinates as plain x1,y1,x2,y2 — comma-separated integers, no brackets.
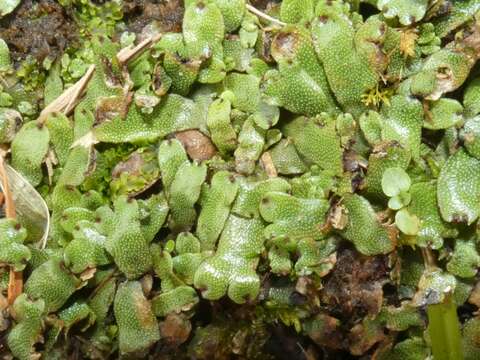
0,155,22,305
246,4,287,26
421,247,436,270
7,271,22,306
37,64,96,124
116,37,153,65
116,34,163,65
64,65,96,115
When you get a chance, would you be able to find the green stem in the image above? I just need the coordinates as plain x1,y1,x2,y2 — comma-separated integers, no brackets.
427,293,464,360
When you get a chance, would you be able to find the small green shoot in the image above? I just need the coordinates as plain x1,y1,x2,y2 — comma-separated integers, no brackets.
382,167,420,235
395,208,420,236
382,167,411,197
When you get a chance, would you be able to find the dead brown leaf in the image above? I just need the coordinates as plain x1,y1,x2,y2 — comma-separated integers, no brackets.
305,313,343,350
327,202,348,230
159,313,192,346
175,130,217,161
0,156,23,306
348,320,385,356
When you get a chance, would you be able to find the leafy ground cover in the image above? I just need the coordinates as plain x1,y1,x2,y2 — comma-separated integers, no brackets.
1,0,480,359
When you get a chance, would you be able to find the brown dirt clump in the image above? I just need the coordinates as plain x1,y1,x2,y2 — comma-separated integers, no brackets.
321,248,390,321
123,0,185,34
0,0,78,63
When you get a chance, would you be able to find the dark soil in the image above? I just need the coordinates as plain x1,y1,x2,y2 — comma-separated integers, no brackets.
321,248,390,322
123,0,185,34
0,0,78,64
